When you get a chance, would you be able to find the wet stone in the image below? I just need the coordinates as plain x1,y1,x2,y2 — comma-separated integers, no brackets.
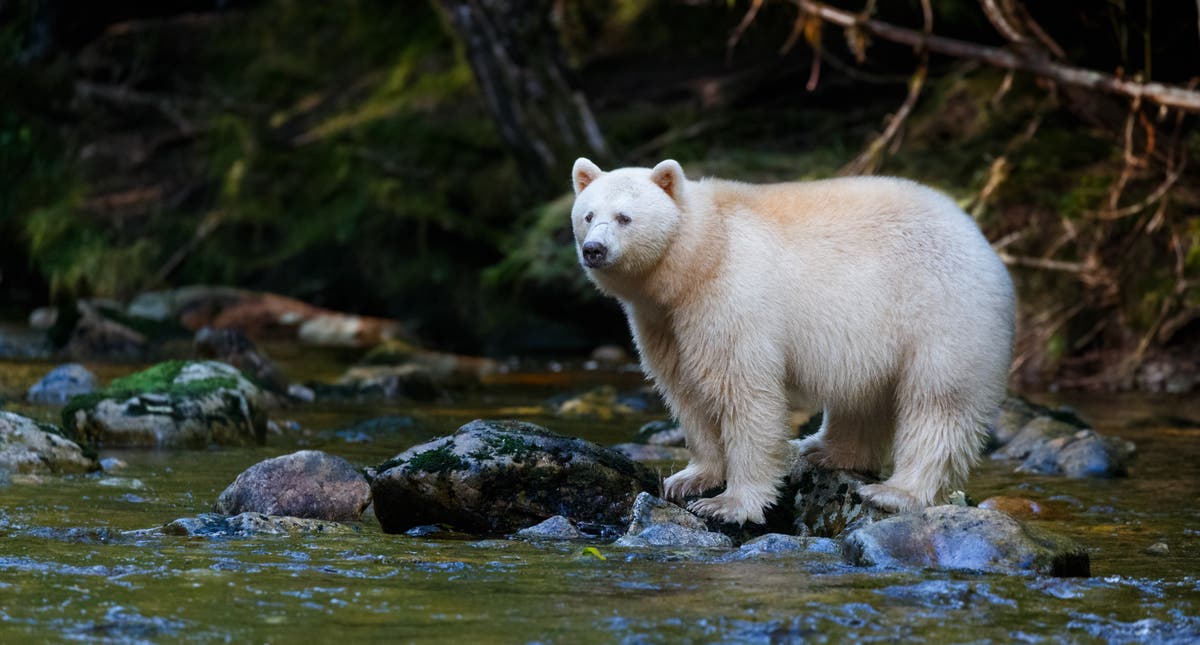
157,512,357,538
988,397,1090,452
62,360,268,449
719,533,842,561
194,326,288,393
843,505,1090,577
552,386,635,421
215,450,372,522
616,493,733,549
323,365,440,401
998,420,1135,478
0,411,99,475
786,443,891,537
26,364,97,405
515,515,583,540
369,419,660,535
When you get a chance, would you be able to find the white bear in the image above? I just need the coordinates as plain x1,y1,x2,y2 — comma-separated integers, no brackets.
570,158,1015,525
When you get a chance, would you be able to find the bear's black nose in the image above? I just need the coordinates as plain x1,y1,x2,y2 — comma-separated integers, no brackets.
582,241,608,267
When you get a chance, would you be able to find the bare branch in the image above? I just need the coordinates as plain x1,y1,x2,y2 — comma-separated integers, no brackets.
797,0,1200,113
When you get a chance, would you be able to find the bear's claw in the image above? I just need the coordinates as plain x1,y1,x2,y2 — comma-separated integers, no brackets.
858,483,923,513
662,464,723,500
687,493,766,526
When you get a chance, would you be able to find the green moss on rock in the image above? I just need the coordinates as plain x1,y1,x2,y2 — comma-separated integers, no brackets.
407,441,469,473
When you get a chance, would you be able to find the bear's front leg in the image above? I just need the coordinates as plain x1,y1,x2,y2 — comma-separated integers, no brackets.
662,400,725,500
686,381,791,525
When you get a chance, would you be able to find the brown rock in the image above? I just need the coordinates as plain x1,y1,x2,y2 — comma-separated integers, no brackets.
215,450,371,522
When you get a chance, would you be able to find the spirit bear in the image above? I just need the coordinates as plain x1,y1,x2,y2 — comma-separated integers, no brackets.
570,158,1015,525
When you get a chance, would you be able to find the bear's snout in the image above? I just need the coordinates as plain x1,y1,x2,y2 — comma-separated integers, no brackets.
582,240,609,268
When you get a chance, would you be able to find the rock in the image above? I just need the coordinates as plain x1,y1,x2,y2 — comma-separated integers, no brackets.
322,415,419,444
997,419,1135,478
611,443,690,462
369,419,659,535
616,387,664,414
1143,542,1169,556
99,456,127,471
64,300,149,360
194,327,288,392
978,495,1064,520
361,339,501,385
157,512,357,538
843,505,1090,576
633,419,685,446
515,515,583,540
26,364,97,405
719,533,842,561
215,450,371,521
0,324,53,360
327,365,440,401
0,411,99,474
28,306,59,330
286,383,315,402
62,360,268,448
988,397,1090,451
552,386,634,421
615,492,732,549
786,442,890,537
590,344,629,366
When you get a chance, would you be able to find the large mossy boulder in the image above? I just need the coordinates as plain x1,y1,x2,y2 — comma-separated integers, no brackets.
62,361,268,448
215,450,371,521
0,411,99,474
369,419,660,535
843,505,1090,577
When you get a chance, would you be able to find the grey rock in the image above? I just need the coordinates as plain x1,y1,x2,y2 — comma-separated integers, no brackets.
286,383,315,402
843,505,1090,576
62,361,268,449
992,417,1080,461
552,386,635,420
616,493,732,548
515,515,583,540
0,411,98,474
215,450,371,521
997,419,1135,478
370,419,659,535
633,419,684,446
611,443,690,462
721,533,842,561
158,512,357,537
0,325,52,360
27,364,97,405
988,397,1090,451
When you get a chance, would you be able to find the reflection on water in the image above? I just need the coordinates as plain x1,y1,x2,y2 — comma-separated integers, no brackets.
1,357,1198,642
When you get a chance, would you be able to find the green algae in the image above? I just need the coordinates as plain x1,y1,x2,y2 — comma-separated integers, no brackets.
406,441,469,474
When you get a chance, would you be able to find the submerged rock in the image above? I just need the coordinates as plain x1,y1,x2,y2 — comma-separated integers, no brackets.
158,512,357,538
843,505,1090,577
62,360,268,448
0,411,99,474
362,339,501,386
215,450,371,521
515,515,583,540
369,419,659,535
615,493,732,549
978,495,1065,520
552,386,635,421
27,364,97,405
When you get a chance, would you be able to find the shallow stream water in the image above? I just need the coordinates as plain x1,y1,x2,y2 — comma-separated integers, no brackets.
1,354,1198,643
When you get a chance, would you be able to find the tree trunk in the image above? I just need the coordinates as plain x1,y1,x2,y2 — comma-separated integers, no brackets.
436,0,609,193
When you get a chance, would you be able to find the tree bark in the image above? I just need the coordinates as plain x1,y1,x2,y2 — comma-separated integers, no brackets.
436,0,609,193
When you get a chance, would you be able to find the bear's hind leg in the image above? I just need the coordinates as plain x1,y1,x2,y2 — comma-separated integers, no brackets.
858,387,988,512
795,398,893,474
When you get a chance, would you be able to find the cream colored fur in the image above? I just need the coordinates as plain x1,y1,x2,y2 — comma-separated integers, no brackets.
570,158,1015,525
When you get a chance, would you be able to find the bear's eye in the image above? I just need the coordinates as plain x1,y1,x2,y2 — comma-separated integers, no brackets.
616,213,632,226
584,212,594,223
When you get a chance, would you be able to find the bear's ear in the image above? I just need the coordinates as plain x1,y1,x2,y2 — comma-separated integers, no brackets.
650,159,685,200
572,158,603,195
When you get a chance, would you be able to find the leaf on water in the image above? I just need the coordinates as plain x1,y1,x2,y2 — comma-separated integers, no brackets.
579,546,607,561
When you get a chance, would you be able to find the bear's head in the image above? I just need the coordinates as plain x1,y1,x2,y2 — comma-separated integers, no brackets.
570,158,686,276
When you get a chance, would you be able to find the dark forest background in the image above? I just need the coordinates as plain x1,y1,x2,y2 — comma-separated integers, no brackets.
1,0,1198,391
